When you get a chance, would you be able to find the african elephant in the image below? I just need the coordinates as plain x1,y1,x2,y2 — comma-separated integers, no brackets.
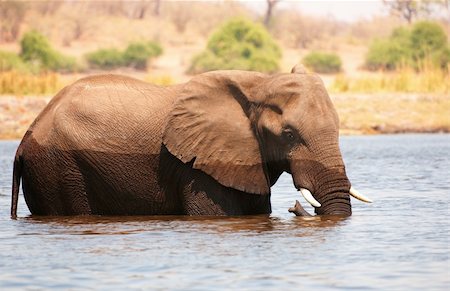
11,66,371,218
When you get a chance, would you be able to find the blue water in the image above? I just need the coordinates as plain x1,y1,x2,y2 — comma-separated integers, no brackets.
0,134,449,290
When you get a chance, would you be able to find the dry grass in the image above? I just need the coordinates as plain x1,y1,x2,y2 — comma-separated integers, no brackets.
0,96,49,139
331,63,450,94
145,74,174,86
1,93,448,139
0,71,63,95
0,70,178,95
332,93,450,134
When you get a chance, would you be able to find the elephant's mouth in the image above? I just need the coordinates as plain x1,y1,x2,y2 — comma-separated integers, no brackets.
289,187,372,217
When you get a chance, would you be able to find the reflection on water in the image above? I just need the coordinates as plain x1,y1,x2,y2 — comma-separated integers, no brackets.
22,214,347,236
0,135,449,290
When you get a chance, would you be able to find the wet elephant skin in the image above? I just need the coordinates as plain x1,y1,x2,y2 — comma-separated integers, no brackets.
12,70,353,217
21,135,270,216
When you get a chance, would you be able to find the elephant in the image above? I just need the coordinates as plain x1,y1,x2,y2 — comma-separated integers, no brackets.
11,65,371,218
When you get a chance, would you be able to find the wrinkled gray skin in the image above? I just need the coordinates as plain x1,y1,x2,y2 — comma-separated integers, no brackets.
11,69,352,217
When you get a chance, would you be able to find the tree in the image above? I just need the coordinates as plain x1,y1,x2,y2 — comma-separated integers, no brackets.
153,0,161,16
130,0,161,19
264,0,280,27
34,0,62,16
0,1,27,42
170,4,193,33
383,0,448,23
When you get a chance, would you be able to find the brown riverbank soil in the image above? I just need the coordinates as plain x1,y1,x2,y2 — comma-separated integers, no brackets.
1,93,449,140
331,93,450,135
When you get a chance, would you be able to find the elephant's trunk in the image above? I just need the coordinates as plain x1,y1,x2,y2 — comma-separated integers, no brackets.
289,143,352,216
311,177,352,216
295,169,352,216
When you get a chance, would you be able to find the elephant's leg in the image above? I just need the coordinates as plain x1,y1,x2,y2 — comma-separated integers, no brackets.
60,158,91,215
180,169,271,216
21,135,90,215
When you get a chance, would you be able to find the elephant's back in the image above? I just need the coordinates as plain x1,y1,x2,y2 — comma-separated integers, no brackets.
17,75,183,215
29,74,177,155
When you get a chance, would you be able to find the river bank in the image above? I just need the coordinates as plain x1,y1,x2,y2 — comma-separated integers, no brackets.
0,93,449,139
332,93,450,135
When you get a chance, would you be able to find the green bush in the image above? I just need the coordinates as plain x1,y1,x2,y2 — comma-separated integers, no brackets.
123,41,163,69
19,31,77,73
302,51,342,73
85,41,163,70
410,21,447,60
365,41,411,71
432,45,450,69
85,48,125,70
189,18,282,73
366,27,413,70
366,21,448,71
0,50,28,72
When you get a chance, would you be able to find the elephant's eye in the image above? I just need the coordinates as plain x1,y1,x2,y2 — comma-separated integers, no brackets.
283,129,296,142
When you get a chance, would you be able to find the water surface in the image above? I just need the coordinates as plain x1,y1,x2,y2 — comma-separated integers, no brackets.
0,135,449,290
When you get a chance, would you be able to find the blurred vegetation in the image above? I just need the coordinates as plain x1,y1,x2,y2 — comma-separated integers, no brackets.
189,18,281,73
20,31,77,73
303,52,342,74
146,74,174,86
1,31,77,73
86,41,162,70
122,41,163,69
85,48,125,70
0,50,28,72
0,70,62,95
332,60,449,94
366,21,449,71
0,1,26,42
383,0,449,24
0,1,449,96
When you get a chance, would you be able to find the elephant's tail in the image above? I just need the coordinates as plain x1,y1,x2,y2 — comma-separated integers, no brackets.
11,147,23,219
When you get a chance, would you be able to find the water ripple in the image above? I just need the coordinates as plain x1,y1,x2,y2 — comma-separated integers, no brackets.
0,135,449,290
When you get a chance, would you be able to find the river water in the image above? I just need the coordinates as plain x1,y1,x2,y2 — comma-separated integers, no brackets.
0,135,448,290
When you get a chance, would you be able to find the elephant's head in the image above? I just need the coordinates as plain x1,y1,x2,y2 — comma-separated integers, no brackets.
163,67,371,216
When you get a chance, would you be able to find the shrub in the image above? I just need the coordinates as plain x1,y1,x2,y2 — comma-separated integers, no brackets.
85,41,163,70
123,41,163,69
365,21,448,71
302,51,342,73
432,45,450,69
410,21,447,60
20,31,52,63
365,27,413,70
19,31,77,73
85,48,125,70
189,18,282,73
0,50,28,72
365,40,411,71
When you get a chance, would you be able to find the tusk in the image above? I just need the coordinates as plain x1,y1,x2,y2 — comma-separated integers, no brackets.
349,187,373,203
300,188,321,207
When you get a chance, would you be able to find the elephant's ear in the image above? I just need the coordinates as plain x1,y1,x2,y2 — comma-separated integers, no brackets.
291,63,308,74
163,71,270,195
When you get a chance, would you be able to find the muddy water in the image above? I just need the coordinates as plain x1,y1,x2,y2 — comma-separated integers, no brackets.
0,135,449,290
